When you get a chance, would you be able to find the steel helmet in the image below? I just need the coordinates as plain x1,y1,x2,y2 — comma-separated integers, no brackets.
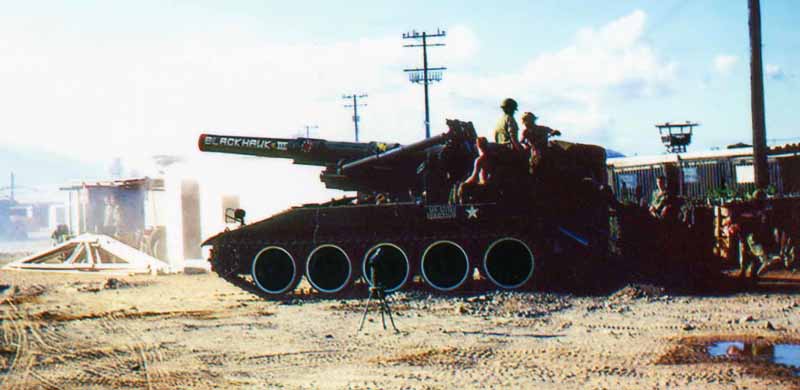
521,112,538,122
500,98,518,111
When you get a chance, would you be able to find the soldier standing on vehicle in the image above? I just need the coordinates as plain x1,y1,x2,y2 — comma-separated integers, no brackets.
520,112,562,175
520,112,561,152
493,98,522,151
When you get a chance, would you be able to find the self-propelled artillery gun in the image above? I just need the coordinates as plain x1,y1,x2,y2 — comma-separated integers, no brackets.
199,119,610,297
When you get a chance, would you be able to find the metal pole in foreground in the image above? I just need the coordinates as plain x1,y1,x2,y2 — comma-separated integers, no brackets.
749,0,769,189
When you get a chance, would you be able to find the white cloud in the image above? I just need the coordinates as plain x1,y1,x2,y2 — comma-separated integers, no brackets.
0,21,482,212
0,23,485,166
442,10,676,142
714,55,738,75
0,11,674,211
765,64,785,80
0,11,672,161
441,25,479,63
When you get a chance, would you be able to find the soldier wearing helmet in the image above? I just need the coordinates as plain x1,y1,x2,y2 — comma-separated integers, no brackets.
520,111,562,175
493,98,522,150
520,112,561,152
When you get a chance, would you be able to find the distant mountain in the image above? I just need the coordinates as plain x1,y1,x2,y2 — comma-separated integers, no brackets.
606,149,626,158
0,145,105,202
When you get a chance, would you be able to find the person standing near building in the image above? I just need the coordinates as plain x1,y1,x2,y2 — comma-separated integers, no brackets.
102,194,122,238
648,176,670,219
737,189,774,281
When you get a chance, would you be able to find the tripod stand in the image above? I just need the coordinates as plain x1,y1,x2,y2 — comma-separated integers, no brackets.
357,250,399,333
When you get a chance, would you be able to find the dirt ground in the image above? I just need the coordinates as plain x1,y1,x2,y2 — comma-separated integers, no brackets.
1,251,800,389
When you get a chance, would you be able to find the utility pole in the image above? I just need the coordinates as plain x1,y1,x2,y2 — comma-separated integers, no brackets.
749,0,769,189
403,29,446,139
343,94,367,142
303,124,318,138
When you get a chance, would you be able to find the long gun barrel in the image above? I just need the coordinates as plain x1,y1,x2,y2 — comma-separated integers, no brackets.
198,120,477,194
339,132,448,173
339,120,477,174
198,134,388,166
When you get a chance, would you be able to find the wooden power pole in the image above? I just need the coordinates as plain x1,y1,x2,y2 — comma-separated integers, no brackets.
403,29,447,139
749,0,769,189
343,94,367,142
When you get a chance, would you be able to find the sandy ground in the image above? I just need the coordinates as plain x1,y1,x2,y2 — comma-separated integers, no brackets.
1,249,800,389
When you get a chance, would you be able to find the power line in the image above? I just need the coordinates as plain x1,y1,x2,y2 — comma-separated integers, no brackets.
343,94,367,142
403,29,446,139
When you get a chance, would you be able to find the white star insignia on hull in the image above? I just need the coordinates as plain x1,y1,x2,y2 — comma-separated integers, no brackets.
466,205,479,219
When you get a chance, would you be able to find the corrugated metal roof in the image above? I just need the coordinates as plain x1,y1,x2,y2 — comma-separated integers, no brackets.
59,177,164,191
607,143,800,168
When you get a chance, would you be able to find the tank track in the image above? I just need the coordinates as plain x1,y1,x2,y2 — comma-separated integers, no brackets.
208,240,287,301
205,224,606,299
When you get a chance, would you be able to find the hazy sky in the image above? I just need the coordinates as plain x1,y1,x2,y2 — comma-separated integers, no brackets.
1,1,797,208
